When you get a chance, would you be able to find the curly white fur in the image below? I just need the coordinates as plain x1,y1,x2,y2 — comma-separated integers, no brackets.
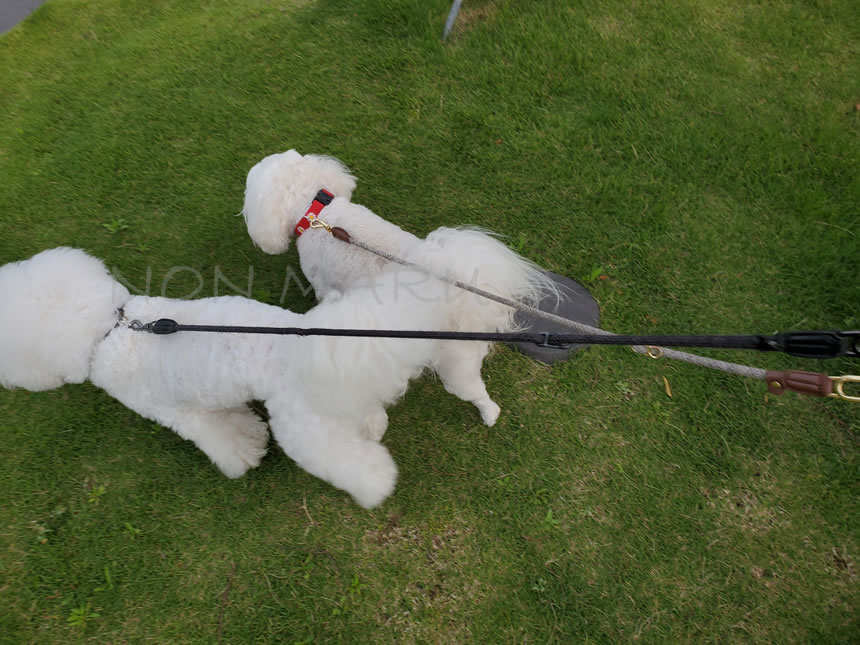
243,149,556,425
0,248,130,391
0,248,451,508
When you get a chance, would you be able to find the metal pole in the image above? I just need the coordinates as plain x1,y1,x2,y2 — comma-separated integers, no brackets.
443,0,463,40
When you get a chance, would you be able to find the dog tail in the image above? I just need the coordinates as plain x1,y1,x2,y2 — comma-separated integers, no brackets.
407,226,557,333
0,248,130,391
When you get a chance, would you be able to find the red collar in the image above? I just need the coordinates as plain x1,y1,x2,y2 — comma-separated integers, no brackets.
294,189,334,237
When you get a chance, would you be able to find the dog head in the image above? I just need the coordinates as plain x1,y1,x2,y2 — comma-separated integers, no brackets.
242,149,357,254
0,248,129,391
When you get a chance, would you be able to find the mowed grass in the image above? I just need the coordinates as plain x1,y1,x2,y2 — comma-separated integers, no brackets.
1,0,858,641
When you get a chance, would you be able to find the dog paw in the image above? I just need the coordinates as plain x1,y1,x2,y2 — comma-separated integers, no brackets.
360,410,389,442
215,411,269,478
232,413,269,464
216,456,252,479
347,441,398,509
478,399,501,427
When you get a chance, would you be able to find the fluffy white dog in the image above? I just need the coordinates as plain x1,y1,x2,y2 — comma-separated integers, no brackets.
242,149,555,426
0,247,455,508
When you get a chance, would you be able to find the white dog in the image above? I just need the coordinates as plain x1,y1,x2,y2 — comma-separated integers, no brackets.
242,149,555,426
0,247,456,508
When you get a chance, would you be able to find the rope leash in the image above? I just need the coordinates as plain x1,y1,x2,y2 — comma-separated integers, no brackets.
127,217,859,402
312,220,860,401
130,320,859,403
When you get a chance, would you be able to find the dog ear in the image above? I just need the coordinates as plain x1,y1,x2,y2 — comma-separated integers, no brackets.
301,154,357,201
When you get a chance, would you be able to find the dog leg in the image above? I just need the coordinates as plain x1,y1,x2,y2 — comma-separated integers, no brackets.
360,409,389,442
435,341,501,426
268,411,397,508
148,406,269,478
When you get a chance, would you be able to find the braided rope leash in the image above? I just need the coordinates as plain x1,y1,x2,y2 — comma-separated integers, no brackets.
313,220,859,402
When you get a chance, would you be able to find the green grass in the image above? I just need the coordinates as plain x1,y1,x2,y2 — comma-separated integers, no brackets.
1,0,858,641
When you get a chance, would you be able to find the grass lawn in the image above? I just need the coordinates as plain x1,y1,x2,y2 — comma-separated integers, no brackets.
1,0,858,641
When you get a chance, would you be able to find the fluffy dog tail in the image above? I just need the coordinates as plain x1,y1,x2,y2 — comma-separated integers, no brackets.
406,227,557,333
0,248,130,391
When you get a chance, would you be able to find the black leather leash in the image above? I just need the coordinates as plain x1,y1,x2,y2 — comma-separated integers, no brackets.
131,319,859,360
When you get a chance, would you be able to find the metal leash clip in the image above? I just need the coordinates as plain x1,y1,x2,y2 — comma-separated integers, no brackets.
645,346,664,359
766,370,860,403
310,218,333,233
126,319,179,334
830,375,860,403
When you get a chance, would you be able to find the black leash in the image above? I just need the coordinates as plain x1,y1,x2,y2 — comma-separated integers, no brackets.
131,319,859,360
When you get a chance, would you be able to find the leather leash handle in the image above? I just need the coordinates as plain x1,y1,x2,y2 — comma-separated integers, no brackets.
332,226,351,243
766,370,833,397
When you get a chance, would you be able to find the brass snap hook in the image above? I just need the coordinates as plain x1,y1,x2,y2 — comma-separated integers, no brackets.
829,375,860,403
645,346,664,359
309,218,332,233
